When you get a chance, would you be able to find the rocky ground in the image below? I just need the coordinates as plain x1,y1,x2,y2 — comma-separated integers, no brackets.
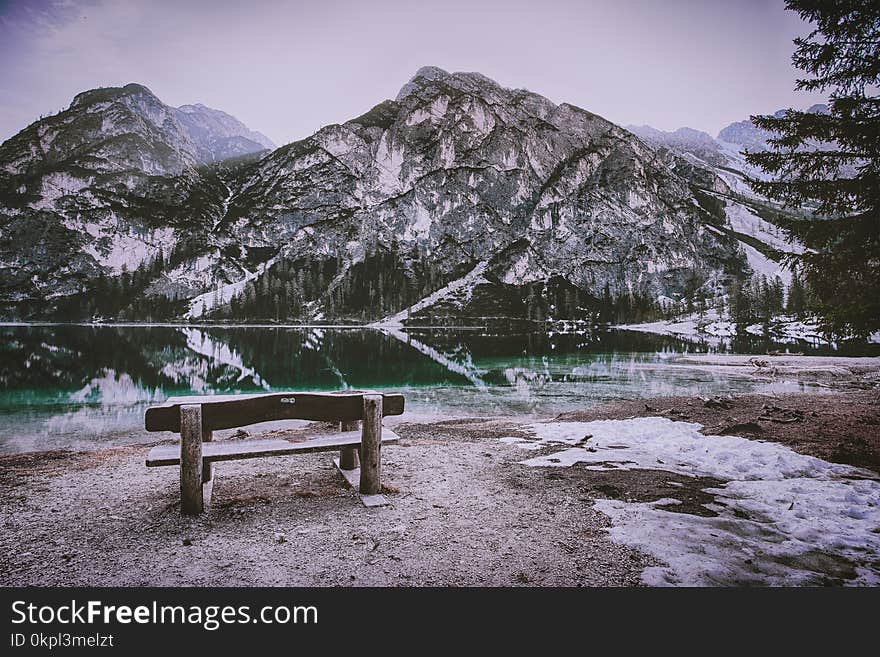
1,389,878,587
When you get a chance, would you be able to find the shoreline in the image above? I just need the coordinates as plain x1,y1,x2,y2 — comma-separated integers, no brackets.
1,389,878,586
4,321,879,357
2,352,878,455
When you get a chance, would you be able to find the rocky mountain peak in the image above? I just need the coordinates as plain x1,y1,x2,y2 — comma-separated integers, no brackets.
2,69,789,325
395,66,451,100
394,65,509,103
69,82,159,108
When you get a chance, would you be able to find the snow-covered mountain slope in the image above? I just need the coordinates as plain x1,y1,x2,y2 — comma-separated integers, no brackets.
200,66,753,322
1,69,797,323
623,106,835,288
0,84,272,313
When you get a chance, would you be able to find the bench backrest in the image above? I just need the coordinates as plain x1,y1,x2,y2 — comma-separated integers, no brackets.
145,391,405,432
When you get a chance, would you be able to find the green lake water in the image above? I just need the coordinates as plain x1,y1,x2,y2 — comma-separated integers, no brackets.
0,324,871,452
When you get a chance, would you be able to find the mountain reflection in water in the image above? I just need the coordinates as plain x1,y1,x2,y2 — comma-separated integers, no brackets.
0,324,868,452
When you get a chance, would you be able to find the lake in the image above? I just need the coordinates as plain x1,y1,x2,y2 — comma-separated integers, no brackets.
0,324,872,452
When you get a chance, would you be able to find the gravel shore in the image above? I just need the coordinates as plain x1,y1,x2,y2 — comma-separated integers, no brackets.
2,387,877,587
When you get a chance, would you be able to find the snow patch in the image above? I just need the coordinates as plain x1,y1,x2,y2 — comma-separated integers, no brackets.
375,262,489,326
375,133,406,193
725,200,802,255
505,417,880,585
83,229,169,274
185,256,278,318
740,243,792,286
402,204,433,241
32,172,89,210
501,251,546,285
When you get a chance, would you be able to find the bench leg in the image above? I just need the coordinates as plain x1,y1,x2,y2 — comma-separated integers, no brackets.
202,429,214,510
180,404,204,515
359,395,382,495
339,420,360,470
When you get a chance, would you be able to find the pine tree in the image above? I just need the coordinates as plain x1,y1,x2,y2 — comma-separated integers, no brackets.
787,268,807,316
732,282,752,334
745,0,879,338
770,276,786,315
600,283,613,323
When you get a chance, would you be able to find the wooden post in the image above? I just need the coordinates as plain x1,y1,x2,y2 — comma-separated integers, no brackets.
359,395,382,495
339,420,360,470
180,404,204,515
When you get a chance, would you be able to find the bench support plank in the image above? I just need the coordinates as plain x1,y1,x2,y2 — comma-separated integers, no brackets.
333,458,390,507
147,430,399,467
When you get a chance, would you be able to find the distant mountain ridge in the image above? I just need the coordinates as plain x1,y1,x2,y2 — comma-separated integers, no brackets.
717,104,828,150
628,103,830,166
174,102,275,162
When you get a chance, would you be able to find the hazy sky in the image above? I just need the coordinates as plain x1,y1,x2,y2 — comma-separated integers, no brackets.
0,0,827,145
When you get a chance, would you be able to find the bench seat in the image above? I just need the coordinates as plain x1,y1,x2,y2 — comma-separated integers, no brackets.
146,429,400,467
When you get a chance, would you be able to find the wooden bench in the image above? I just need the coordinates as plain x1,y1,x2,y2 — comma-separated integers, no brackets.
144,391,405,515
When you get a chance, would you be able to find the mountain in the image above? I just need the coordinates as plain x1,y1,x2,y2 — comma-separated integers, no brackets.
717,104,828,151
626,125,727,167
0,83,274,312
0,69,794,324
628,103,836,206
716,108,787,152
631,104,831,166
174,103,275,162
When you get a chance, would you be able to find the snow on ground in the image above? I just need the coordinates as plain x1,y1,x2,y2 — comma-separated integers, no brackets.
716,168,757,197
724,200,802,255
739,243,792,286
374,261,489,326
185,256,278,318
714,141,773,198
499,436,543,450
501,417,880,585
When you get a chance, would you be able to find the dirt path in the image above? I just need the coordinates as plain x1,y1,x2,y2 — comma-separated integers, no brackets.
1,390,877,587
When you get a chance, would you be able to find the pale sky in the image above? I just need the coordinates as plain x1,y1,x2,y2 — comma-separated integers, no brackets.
0,0,827,146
